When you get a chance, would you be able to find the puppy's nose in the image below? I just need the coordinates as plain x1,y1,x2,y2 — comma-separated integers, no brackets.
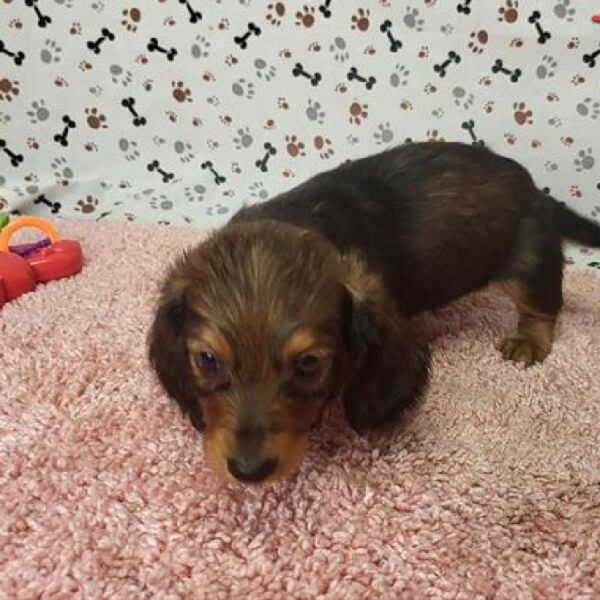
227,455,278,482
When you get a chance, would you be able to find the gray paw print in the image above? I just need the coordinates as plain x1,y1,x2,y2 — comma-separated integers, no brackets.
453,86,474,109
150,194,174,210
404,7,424,31
330,37,350,62
373,122,394,146
250,181,269,200
118,138,140,161
591,206,600,218
306,99,325,123
545,161,559,172
206,203,229,216
174,140,195,163
0,112,10,124
91,0,105,12
548,116,562,128
89,85,102,97
53,0,74,6
185,184,206,202
536,55,558,80
233,127,253,149
576,98,600,120
255,59,277,81
390,64,410,88
346,134,360,146
40,39,62,64
191,35,211,59
27,99,50,124
554,0,575,22
432,107,445,119
109,65,133,87
440,23,454,35
574,148,594,172
207,95,220,107
51,157,74,184
232,79,255,99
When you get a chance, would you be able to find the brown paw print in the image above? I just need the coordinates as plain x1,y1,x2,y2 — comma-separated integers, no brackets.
70,22,82,35
504,132,517,145
570,185,582,198
121,8,141,32
264,118,275,130
418,46,429,58
267,2,285,26
84,142,98,152
285,134,305,157
76,195,99,213
426,129,444,142
400,99,413,111
349,101,368,124
351,8,370,31
9,18,23,30
143,79,153,92
202,72,215,82
509,37,523,48
0,78,20,102
335,82,348,94
26,137,40,150
567,37,579,50
172,81,192,103
468,30,488,54
546,92,559,102
218,18,229,31
314,135,334,159
166,110,178,123
295,5,315,28
54,76,68,88
531,139,542,149
424,83,437,95
572,74,585,86
277,97,290,110
498,0,519,23
279,48,292,59
484,101,495,113
78,60,93,71
85,107,107,129
561,136,574,147
513,102,533,125
479,76,492,87
308,41,321,52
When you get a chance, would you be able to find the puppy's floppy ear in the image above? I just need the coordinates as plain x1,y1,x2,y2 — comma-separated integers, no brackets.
148,271,204,431
340,254,430,432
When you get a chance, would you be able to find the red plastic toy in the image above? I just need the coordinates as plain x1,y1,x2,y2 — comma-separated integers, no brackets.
0,216,84,308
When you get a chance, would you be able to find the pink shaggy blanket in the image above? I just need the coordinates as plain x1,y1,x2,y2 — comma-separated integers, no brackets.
1,219,599,599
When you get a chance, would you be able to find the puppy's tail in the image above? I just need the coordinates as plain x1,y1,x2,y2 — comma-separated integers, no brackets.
547,195,600,247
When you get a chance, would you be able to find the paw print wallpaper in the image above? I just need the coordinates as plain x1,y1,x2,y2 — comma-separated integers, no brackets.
0,0,599,266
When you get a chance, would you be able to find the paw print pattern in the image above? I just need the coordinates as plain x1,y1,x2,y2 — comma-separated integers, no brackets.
51,157,75,185
351,8,370,32
231,79,255,99
513,102,533,125
85,107,107,129
536,56,558,80
185,184,206,202
266,3,285,26
40,40,62,64
0,79,20,102
373,122,394,145
285,135,306,157
576,98,600,120
349,102,368,125
27,100,50,124
191,35,211,59
554,0,575,22
76,195,99,213
390,65,410,88
172,81,193,103
404,7,425,32
498,0,519,23
110,65,133,87
174,140,195,163
255,59,277,81
574,148,594,172
249,181,269,199
118,138,140,161
453,87,474,110
314,135,334,159
296,5,316,28
306,99,325,123
233,127,253,149
330,37,350,62
468,30,488,54
121,8,141,32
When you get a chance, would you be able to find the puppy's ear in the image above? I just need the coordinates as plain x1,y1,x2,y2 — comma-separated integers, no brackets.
340,254,430,432
148,272,204,431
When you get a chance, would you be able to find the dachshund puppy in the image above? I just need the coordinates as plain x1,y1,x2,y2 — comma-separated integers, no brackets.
149,142,600,483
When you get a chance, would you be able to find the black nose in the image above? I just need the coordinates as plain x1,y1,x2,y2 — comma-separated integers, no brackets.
227,456,278,482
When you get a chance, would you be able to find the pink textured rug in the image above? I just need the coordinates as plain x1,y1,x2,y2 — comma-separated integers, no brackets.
1,219,599,599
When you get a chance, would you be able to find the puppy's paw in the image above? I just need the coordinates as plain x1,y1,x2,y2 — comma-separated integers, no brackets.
497,336,548,366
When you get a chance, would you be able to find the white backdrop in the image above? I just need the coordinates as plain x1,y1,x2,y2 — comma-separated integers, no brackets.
1,0,599,266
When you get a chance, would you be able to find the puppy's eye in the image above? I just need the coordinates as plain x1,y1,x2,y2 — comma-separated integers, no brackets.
197,350,222,375
295,352,322,376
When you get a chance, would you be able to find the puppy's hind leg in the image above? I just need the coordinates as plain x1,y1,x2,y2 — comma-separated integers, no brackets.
497,232,564,366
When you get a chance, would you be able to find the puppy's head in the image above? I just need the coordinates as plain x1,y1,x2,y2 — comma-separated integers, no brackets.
149,220,429,483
